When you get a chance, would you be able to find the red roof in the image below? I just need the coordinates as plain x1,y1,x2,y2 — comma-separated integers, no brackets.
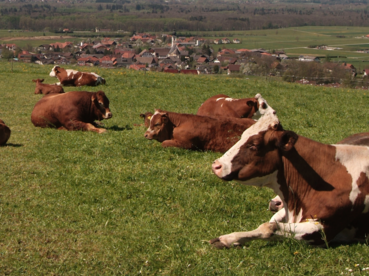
180,70,198,75
164,69,179,73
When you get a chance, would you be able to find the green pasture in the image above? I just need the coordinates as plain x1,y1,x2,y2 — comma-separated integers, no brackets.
1,62,369,274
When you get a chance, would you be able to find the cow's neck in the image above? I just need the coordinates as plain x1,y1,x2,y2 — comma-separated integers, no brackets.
166,112,184,127
278,135,337,222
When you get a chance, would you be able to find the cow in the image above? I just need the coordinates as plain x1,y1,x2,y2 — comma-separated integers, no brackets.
32,79,65,95
268,132,369,213
210,110,369,248
49,66,106,87
0,119,11,145
140,112,153,128
31,91,112,133
197,93,268,120
144,110,256,153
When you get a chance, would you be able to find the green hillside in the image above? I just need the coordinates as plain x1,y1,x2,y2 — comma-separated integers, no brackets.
1,61,369,274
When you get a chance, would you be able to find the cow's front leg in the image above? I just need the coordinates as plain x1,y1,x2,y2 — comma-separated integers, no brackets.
64,120,106,133
210,222,278,249
210,220,325,249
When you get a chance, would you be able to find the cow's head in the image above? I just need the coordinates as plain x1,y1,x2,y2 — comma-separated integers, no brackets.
32,79,44,84
144,110,172,142
91,91,112,120
251,93,275,120
49,66,60,77
212,110,298,186
140,112,153,128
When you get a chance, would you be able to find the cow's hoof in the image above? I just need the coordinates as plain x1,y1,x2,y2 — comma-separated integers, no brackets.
209,238,230,249
97,128,107,134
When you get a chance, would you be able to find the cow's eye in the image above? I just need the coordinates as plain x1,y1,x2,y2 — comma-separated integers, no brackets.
154,123,161,127
249,144,259,151
99,102,104,106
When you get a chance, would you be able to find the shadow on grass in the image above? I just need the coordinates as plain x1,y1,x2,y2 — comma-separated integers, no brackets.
2,143,23,147
107,125,133,131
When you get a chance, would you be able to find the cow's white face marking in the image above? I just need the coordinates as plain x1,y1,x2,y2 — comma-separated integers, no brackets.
252,93,275,120
216,110,279,179
89,72,100,78
335,144,369,210
49,66,57,77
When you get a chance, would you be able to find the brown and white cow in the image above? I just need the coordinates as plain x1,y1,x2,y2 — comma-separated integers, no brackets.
268,132,369,213
0,119,11,145
211,110,369,247
32,79,65,95
144,110,257,153
49,66,106,87
31,91,112,133
197,93,268,120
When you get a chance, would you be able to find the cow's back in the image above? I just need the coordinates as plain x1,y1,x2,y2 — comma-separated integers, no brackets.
337,132,369,146
197,94,230,117
31,92,91,128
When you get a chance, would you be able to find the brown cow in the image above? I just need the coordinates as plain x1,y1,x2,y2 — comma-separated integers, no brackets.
268,132,369,212
0,119,11,145
31,91,112,133
49,66,106,87
32,79,64,95
197,93,268,119
211,110,369,247
144,110,257,153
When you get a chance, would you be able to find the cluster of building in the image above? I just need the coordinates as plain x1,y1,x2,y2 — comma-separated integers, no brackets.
0,34,288,75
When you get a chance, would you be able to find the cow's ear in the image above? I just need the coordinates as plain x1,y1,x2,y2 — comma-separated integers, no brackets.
91,94,96,102
246,99,257,107
275,131,298,152
40,79,44,83
161,113,168,123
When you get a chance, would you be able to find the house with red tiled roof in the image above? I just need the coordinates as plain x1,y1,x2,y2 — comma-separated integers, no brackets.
227,64,241,75
50,42,73,51
100,56,117,67
233,38,241,44
5,44,17,50
129,64,147,71
217,49,236,56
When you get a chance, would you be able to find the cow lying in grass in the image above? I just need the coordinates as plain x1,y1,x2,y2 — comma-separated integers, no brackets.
0,119,11,145
49,66,106,87
144,110,257,153
211,110,369,247
31,91,112,133
32,79,64,95
197,93,268,119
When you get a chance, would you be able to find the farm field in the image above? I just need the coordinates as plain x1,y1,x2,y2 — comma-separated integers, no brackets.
1,62,369,274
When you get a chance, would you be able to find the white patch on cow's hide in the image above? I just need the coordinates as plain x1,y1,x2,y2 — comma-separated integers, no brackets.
216,110,279,178
335,144,369,210
286,208,303,224
225,97,236,102
89,72,100,78
269,208,286,223
66,69,79,77
216,97,225,102
276,220,323,241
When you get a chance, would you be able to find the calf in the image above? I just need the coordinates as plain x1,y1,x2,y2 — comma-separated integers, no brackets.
197,93,268,119
0,119,11,145
32,79,64,95
49,66,106,87
144,110,257,153
211,110,369,247
31,91,112,133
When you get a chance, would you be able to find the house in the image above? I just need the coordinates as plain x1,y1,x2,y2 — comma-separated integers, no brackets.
100,56,117,67
180,69,198,75
217,49,236,56
214,39,222,45
18,51,35,63
164,68,179,73
298,55,320,62
152,48,171,59
342,63,356,73
233,38,241,44
129,64,147,71
5,44,17,51
227,64,241,75
363,69,369,77
221,38,230,44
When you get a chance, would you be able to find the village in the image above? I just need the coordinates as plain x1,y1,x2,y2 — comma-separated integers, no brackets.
0,32,364,85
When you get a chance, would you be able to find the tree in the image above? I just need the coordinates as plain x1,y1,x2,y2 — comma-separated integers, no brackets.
1,48,14,60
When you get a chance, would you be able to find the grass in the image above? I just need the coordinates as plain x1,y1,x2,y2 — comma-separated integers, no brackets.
1,61,369,274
